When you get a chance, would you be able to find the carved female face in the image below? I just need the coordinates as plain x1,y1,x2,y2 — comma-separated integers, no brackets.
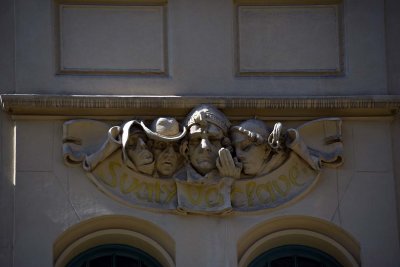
152,140,180,177
187,123,224,175
232,132,268,176
127,133,154,172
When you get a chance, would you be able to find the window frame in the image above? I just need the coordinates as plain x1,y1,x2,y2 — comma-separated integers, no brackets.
249,244,342,267
66,244,163,267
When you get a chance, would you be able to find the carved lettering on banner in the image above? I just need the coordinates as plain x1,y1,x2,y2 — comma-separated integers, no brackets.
63,105,343,215
231,153,318,211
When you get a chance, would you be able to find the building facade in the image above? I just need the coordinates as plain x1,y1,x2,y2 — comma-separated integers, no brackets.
1,0,400,266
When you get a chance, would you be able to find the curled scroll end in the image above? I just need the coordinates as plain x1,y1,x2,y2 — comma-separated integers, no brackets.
318,141,344,168
63,119,111,167
62,143,86,166
321,156,344,168
295,118,344,169
109,126,122,144
83,126,123,172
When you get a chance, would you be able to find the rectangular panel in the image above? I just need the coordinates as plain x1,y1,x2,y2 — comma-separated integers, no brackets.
235,1,344,76
56,1,167,75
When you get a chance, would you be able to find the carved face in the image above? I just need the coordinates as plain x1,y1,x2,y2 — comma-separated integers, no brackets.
232,132,269,176
187,123,224,175
127,132,154,173
152,140,180,177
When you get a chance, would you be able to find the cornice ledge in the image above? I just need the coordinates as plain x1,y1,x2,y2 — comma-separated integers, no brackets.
1,94,400,117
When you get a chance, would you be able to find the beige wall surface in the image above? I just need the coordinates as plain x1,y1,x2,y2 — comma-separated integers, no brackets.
14,0,387,96
0,1,15,266
2,0,400,266
10,119,400,267
385,0,400,251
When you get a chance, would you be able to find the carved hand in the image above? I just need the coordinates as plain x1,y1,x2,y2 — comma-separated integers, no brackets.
216,148,242,179
268,122,287,150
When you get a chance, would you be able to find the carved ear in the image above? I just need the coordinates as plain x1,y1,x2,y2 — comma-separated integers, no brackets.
180,140,189,160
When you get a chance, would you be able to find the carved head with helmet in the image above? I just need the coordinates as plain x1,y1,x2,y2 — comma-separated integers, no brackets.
181,105,231,176
231,119,272,176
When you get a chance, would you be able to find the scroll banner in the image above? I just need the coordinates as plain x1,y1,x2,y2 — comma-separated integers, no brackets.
231,152,319,212
63,115,341,215
91,150,177,211
89,150,319,214
175,178,234,214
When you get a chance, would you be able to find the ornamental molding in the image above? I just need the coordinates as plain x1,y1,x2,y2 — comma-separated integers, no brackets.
4,94,398,215
1,94,400,117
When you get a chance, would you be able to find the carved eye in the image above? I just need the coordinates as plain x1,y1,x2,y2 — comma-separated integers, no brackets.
155,142,167,150
128,133,147,148
189,138,200,147
126,138,138,150
209,137,222,146
235,140,251,151
172,143,180,152
242,144,252,152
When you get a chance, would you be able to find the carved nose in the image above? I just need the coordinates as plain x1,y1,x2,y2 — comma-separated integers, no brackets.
137,137,147,148
165,145,174,154
201,138,211,151
236,148,244,159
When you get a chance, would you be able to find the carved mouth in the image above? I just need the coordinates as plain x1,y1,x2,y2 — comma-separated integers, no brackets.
197,158,212,164
239,159,250,165
141,152,153,163
162,161,173,167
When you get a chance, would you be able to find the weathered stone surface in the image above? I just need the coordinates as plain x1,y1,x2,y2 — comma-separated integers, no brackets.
63,104,343,214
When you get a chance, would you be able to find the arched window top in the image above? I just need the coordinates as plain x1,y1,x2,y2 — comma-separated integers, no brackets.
238,216,360,267
54,215,175,267
249,245,342,267
67,244,163,267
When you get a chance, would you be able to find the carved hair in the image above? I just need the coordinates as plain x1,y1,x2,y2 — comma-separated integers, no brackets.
230,126,266,145
230,119,270,146
184,105,231,135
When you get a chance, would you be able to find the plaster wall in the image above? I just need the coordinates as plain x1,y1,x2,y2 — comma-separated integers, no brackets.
14,0,387,96
0,114,15,267
2,0,400,266
12,119,400,267
0,0,16,266
385,0,400,248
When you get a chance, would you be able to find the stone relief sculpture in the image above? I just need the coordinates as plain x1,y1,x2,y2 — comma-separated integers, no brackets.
231,119,287,177
142,117,186,178
63,104,343,215
176,104,235,183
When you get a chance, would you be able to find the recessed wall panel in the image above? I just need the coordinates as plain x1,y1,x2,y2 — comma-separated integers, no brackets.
236,3,343,76
57,2,167,75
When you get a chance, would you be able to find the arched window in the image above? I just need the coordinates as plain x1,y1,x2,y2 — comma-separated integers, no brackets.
67,244,163,267
249,245,342,267
54,216,175,267
238,216,360,267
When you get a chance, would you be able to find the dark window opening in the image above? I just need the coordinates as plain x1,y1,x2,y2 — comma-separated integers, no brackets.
249,245,342,267
67,244,163,267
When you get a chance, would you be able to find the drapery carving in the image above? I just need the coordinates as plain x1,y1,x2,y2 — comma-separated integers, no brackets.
63,104,342,214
